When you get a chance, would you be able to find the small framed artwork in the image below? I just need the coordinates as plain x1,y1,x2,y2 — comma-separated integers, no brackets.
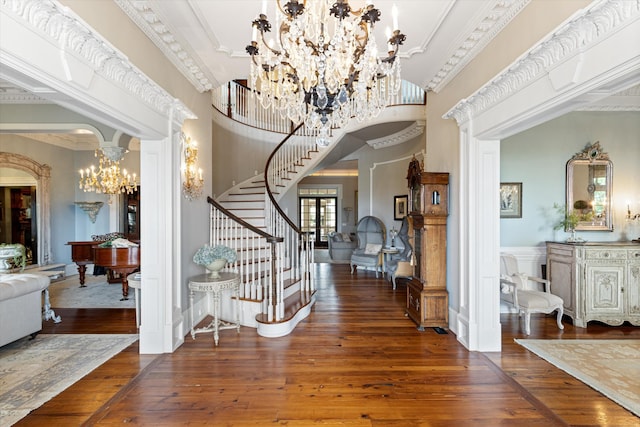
500,182,522,218
394,195,408,220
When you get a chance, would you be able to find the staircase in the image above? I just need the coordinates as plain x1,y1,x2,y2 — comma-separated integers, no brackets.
208,80,426,337
208,129,319,337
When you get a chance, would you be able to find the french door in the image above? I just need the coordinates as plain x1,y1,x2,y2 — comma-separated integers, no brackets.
299,197,337,248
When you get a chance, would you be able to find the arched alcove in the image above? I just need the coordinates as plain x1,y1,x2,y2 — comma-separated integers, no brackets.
0,152,51,265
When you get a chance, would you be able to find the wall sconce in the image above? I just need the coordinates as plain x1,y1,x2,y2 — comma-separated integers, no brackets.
343,206,353,223
626,203,640,221
626,202,640,242
181,133,203,201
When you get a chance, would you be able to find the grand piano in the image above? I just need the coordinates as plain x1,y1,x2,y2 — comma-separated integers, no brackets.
67,241,140,300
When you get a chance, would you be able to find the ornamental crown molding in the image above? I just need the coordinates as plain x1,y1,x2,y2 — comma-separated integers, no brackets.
576,83,640,111
0,81,51,103
0,92,51,104
367,121,426,150
114,0,214,93
444,0,640,124
1,0,195,126
425,0,531,93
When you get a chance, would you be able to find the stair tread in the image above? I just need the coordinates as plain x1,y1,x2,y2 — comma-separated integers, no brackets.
255,289,315,324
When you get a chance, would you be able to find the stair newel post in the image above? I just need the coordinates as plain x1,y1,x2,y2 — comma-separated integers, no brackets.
309,232,315,293
267,236,279,322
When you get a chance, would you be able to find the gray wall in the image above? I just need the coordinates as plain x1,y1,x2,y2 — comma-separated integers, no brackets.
352,136,425,244
500,111,640,247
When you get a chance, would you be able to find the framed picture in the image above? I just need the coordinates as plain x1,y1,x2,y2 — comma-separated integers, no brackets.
500,183,522,218
394,195,408,220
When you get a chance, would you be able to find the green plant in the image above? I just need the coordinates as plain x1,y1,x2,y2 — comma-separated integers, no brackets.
553,203,593,231
193,244,237,265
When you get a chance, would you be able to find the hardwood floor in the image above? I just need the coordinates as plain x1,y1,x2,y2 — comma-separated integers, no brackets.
18,263,639,426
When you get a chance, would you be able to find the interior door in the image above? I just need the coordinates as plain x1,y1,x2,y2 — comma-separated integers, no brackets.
299,197,337,248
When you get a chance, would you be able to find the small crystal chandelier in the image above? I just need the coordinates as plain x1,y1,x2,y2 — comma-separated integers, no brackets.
181,133,204,201
78,148,137,200
246,0,405,146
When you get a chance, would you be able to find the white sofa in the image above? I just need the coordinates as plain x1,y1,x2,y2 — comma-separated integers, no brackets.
0,273,53,347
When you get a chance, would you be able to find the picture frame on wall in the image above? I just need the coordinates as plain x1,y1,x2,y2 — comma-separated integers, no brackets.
500,182,522,218
394,195,408,220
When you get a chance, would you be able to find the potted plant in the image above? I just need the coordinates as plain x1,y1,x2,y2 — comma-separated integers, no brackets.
193,244,237,278
553,203,593,242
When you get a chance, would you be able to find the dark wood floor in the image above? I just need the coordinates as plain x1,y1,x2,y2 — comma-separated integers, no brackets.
18,263,640,426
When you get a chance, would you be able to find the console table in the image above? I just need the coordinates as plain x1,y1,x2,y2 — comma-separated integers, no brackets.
189,272,240,346
546,241,640,327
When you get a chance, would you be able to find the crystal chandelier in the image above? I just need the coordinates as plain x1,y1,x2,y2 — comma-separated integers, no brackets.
181,133,204,201
246,0,405,146
78,148,137,199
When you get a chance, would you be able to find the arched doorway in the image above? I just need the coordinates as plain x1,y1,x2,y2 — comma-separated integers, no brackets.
0,152,51,265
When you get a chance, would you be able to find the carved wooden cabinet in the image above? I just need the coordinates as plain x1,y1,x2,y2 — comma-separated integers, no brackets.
546,241,640,327
123,186,140,240
406,172,449,330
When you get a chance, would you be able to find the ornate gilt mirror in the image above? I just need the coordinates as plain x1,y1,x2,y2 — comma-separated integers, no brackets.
566,141,613,231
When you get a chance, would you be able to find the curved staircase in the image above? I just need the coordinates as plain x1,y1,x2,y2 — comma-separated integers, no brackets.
208,80,426,337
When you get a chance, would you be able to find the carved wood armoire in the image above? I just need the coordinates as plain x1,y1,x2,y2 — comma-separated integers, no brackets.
406,166,449,330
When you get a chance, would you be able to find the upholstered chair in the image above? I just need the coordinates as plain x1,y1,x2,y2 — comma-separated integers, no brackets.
327,232,357,261
386,216,413,289
350,216,386,277
500,253,564,335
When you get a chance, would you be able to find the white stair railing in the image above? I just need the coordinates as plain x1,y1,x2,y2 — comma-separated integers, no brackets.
262,123,316,321
207,197,283,316
212,80,425,134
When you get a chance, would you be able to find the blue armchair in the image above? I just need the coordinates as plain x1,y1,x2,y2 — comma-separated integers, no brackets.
386,216,414,289
350,216,386,277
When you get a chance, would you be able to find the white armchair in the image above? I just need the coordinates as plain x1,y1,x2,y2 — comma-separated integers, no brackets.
500,253,564,335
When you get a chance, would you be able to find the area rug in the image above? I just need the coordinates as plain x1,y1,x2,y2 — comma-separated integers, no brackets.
48,275,135,308
0,334,138,426
515,339,640,417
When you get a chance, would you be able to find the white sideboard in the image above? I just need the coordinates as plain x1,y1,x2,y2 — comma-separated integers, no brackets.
546,242,640,328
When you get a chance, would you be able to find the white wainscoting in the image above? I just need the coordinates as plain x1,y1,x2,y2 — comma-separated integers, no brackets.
499,246,547,313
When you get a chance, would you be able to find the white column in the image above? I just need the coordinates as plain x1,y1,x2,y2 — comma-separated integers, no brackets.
455,122,502,352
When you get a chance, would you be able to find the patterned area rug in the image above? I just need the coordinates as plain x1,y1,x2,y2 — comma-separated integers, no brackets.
515,339,640,417
48,274,135,308
0,334,138,425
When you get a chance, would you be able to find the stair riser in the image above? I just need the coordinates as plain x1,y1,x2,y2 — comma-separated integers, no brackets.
222,193,265,202
220,200,265,209
215,229,270,242
225,209,266,217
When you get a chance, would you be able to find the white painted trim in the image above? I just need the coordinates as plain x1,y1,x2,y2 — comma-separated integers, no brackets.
444,0,640,352
367,121,425,149
0,152,52,266
0,123,106,145
1,0,196,354
257,297,316,338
